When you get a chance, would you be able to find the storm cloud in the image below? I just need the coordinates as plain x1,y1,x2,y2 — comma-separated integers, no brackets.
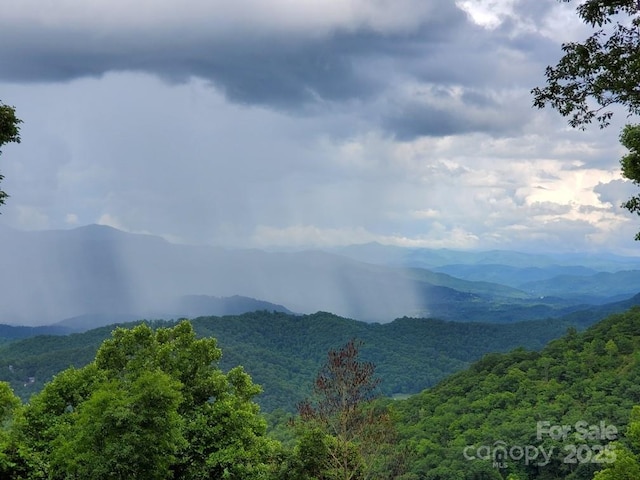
0,0,637,255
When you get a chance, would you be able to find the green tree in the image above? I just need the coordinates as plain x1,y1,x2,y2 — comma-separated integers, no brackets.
619,124,640,238
0,382,22,477
15,364,105,478
532,0,640,129
593,406,640,479
18,321,278,479
0,382,20,425
49,371,184,480
0,102,21,207
532,1,640,238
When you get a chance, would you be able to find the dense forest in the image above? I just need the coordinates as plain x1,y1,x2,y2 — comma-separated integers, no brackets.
392,307,640,479
0,306,638,478
0,303,631,411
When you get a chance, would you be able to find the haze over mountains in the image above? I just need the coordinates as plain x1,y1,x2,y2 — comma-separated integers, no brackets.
1,224,640,327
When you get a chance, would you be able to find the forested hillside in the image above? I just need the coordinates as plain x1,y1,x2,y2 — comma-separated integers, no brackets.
393,307,640,479
0,307,625,411
0,306,639,478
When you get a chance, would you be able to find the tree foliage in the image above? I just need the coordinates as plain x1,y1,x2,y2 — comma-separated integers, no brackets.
0,310,610,411
48,371,184,480
532,0,640,129
532,1,640,238
9,321,277,479
593,406,640,479
0,101,22,207
0,382,21,476
0,306,638,479
619,123,640,238
393,307,640,479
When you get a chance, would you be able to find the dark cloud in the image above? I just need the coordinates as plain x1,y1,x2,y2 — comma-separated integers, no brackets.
0,1,556,140
382,87,530,139
384,104,477,138
594,179,638,207
2,1,633,254
0,3,466,110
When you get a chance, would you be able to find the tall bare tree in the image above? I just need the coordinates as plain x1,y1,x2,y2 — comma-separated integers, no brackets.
296,339,399,480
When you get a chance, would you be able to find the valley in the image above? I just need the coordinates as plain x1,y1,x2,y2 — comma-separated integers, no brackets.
0,225,639,479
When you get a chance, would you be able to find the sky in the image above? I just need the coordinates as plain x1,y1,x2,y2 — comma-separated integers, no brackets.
1,0,639,254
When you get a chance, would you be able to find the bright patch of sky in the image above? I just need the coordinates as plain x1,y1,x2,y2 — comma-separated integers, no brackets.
456,0,519,29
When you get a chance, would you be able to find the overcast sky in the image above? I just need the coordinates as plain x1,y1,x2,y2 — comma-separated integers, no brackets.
1,0,639,254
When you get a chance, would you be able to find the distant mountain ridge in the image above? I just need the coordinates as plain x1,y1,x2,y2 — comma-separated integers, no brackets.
1,224,640,327
332,242,640,303
175,294,293,317
518,269,640,300
0,324,72,340
0,224,428,324
331,242,640,271
51,295,294,332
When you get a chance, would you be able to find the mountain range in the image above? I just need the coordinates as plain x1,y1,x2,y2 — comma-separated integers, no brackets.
1,224,640,328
